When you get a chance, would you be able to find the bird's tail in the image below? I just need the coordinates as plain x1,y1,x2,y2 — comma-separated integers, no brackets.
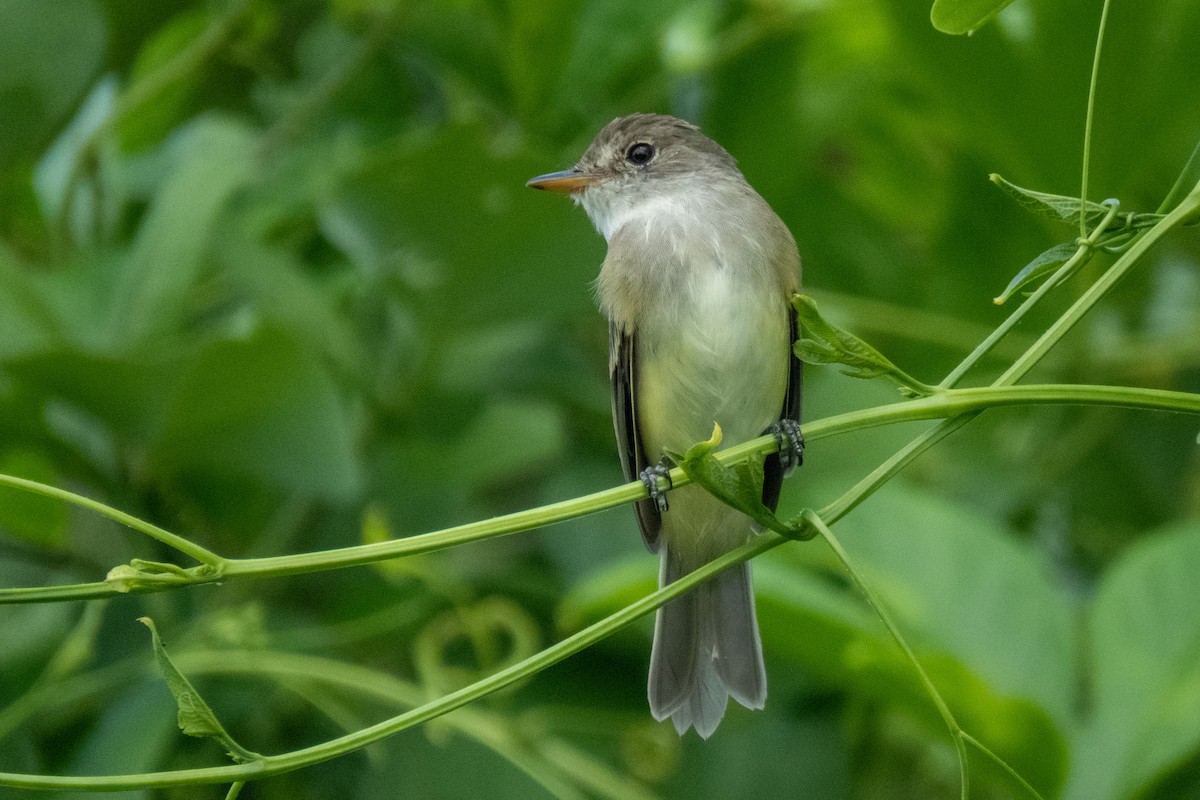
647,541,766,738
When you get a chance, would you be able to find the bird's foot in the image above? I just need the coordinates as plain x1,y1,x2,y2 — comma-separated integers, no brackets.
770,419,804,474
639,462,674,513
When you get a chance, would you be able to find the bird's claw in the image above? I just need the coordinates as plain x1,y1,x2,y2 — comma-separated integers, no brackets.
771,419,804,474
639,463,673,513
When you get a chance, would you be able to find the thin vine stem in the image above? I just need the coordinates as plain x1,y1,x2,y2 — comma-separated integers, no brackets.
0,391,1102,794
173,650,657,800
962,732,1046,800
939,200,1121,390
4,389,1198,788
817,414,975,525
1080,0,1113,240
0,474,222,567
0,531,786,790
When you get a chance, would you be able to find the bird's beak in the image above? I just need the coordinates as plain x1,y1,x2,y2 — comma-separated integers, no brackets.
526,168,596,193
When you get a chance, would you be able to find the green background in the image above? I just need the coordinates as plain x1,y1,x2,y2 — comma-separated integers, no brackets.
1,0,1199,797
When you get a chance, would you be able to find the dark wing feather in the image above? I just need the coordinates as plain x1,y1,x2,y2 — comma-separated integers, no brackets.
610,322,661,551
761,303,803,512
782,301,804,431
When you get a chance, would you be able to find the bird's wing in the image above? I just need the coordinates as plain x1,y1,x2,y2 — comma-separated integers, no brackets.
610,322,661,551
783,301,803,427
761,303,802,513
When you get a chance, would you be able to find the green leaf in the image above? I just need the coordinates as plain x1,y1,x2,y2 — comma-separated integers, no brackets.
7,348,182,445
0,246,61,361
554,0,693,111
0,582,75,672
139,617,260,763
993,241,1085,305
215,232,367,376
755,551,883,678
990,176,1166,235
989,173,1116,227
59,682,180,787
1064,521,1200,800
326,123,599,325
666,425,809,539
668,424,759,517
930,0,1017,35
450,400,566,487
792,295,935,397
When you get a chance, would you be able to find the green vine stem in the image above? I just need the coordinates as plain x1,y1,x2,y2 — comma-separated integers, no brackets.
2,381,1198,607
806,177,1200,796
802,509,972,798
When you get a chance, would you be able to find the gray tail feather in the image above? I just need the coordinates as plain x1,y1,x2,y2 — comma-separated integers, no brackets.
647,545,766,738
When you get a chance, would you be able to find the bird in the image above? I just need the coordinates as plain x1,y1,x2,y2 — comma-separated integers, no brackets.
528,113,802,737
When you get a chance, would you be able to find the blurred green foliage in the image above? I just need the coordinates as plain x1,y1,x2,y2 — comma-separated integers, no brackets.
0,0,1199,798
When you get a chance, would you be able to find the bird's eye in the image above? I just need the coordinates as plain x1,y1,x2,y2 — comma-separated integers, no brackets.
626,143,655,165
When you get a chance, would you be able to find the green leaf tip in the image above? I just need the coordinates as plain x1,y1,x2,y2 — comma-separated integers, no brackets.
792,295,936,397
664,423,722,469
140,616,260,763
684,423,723,459
991,174,1115,226
991,174,1162,234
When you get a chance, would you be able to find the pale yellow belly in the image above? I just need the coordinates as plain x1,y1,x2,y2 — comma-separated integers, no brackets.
636,280,789,462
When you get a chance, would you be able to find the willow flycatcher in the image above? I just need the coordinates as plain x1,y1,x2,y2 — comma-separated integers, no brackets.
528,114,802,737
